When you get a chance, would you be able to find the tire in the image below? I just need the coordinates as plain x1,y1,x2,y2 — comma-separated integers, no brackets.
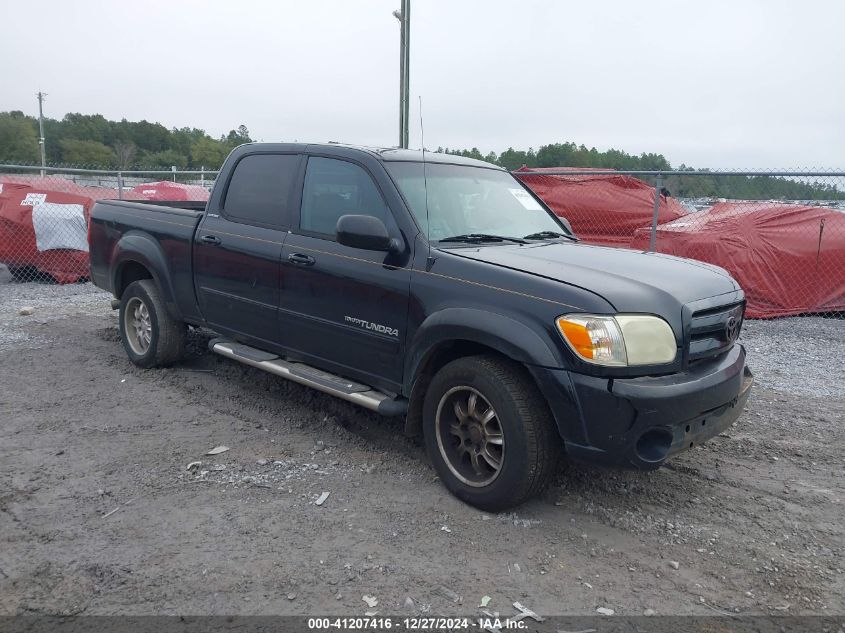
7,266,28,282
119,279,186,368
422,354,561,511
8,265,49,283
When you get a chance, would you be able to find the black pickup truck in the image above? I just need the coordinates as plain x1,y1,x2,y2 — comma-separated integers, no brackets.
89,143,753,510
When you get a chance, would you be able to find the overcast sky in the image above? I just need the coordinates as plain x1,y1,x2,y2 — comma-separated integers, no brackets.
2,0,843,168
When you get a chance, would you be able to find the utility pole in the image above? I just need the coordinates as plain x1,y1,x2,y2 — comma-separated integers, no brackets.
403,0,410,149
37,91,47,176
393,0,410,148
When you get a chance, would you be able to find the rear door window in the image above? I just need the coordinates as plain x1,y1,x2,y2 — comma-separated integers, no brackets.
299,157,390,238
224,154,300,228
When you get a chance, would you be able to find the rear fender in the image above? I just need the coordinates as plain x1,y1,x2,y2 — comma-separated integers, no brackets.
112,232,182,321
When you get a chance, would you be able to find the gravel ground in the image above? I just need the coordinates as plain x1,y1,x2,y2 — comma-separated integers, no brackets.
1,277,843,618
740,317,845,398
0,267,108,350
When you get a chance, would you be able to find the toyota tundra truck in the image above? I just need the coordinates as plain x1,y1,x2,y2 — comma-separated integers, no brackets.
88,143,753,510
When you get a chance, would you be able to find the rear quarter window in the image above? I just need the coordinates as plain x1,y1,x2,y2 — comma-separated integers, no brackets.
224,154,300,227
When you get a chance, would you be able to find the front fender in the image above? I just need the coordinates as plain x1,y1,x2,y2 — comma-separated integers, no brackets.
112,232,182,320
404,307,562,394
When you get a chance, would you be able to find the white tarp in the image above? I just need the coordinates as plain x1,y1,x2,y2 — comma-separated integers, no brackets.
32,203,89,252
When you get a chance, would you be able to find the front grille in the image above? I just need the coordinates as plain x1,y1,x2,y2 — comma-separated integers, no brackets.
688,301,745,363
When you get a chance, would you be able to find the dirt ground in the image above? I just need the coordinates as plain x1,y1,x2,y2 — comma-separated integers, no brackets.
1,280,843,618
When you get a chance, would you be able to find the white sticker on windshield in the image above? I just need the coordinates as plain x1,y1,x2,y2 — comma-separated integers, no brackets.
509,188,542,211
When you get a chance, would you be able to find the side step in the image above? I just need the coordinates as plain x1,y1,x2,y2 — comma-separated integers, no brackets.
209,339,408,417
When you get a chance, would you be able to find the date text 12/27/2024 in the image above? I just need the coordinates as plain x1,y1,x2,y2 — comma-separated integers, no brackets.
307,617,528,630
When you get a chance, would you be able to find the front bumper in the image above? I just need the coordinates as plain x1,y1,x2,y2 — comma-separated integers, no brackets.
530,344,753,469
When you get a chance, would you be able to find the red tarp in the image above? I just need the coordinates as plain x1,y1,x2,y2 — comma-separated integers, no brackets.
131,181,210,201
0,181,94,283
0,176,206,284
514,167,688,246
630,202,845,318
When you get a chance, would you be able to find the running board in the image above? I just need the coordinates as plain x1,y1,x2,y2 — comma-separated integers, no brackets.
209,339,408,416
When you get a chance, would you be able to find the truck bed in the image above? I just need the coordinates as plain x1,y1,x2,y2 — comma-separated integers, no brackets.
88,200,205,322
128,200,208,213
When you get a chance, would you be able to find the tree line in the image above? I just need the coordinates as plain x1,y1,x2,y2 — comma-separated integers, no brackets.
0,110,252,170
0,110,840,199
442,143,844,200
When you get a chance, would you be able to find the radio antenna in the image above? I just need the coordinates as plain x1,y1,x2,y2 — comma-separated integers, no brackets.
419,95,433,265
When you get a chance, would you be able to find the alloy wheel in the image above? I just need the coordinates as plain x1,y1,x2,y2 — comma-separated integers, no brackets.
435,386,505,487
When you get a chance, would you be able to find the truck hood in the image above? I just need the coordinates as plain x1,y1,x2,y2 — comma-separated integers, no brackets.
443,241,741,312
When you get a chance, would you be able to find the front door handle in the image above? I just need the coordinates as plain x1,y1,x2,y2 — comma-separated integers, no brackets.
200,234,221,245
288,253,316,266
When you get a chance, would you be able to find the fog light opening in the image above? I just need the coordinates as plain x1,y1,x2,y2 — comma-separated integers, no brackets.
635,429,673,463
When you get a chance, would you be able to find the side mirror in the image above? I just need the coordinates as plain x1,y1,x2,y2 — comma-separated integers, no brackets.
336,214,398,252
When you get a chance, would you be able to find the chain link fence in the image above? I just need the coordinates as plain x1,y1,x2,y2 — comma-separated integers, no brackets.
0,164,217,283
514,168,845,319
1,162,843,321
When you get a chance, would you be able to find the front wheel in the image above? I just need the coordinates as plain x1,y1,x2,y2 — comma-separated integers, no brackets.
422,355,561,511
119,279,186,368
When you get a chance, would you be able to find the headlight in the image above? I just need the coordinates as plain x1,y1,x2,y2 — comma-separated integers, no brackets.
556,314,677,366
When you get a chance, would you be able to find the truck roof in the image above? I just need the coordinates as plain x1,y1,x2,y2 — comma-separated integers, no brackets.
234,142,503,170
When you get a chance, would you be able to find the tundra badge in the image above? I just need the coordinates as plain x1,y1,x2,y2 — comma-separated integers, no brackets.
344,316,399,337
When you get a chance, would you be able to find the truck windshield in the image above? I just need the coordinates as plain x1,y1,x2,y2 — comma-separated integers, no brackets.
385,162,571,244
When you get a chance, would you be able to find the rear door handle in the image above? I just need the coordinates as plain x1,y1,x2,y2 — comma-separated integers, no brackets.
200,234,221,245
288,253,316,266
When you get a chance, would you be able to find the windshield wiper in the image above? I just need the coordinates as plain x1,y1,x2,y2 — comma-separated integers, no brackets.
522,230,577,242
438,233,528,245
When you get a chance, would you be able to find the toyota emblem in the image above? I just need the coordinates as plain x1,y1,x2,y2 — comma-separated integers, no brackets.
725,316,740,343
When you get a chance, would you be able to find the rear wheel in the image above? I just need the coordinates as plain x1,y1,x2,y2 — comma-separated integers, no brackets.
119,280,186,368
422,355,561,511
